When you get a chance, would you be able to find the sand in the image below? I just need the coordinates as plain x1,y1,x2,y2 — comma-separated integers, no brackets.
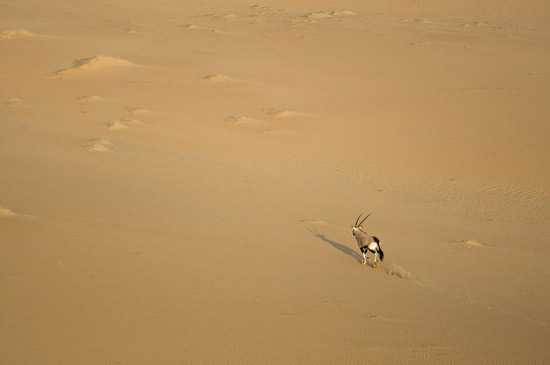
1,0,550,364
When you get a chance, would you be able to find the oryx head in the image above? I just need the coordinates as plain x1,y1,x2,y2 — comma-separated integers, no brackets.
352,212,371,237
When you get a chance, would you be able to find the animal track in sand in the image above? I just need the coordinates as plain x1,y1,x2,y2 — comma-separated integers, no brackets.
0,206,17,218
107,120,129,131
0,29,36,40
77,95,106,104
55,55,137,77
297,10,356,23
226,108,313,135
0,205,34,220
181,24,224,34
202,74,238,83
363,312,414,324
367,260,423,283
225,114,296,136
264,108,314,119
126,107,150,116
85,138,113,152
260,108,314,135
378,263,413,280
226,115,268,130
451,239,492,249
219,13,238,21
3,97,23,107
299,219,329,226
107,117,143,131
263,129,297,136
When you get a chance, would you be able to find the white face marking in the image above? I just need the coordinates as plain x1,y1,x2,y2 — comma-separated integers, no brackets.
353,226,367,236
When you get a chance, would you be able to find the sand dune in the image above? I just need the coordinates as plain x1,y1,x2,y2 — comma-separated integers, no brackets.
1,0,549,364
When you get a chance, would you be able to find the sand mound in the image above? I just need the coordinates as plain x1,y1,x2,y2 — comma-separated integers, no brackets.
56,55,136,76
0,29,36,40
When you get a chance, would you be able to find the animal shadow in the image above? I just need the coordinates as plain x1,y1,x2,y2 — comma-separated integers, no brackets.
313,232,363,264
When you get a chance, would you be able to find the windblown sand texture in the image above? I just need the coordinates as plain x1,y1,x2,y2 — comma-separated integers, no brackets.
1,1,550,364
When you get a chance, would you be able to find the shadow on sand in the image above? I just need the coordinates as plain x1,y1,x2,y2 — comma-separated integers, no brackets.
313,232,363,263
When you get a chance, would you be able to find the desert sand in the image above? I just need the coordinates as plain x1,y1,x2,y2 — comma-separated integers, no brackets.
1,0,550,364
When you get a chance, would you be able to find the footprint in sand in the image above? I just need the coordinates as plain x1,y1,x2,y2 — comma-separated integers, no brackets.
85,138,113,152
55,55,137,77
0,29,36,40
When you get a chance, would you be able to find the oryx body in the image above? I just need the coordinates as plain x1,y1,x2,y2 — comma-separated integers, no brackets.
352,213,384,265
